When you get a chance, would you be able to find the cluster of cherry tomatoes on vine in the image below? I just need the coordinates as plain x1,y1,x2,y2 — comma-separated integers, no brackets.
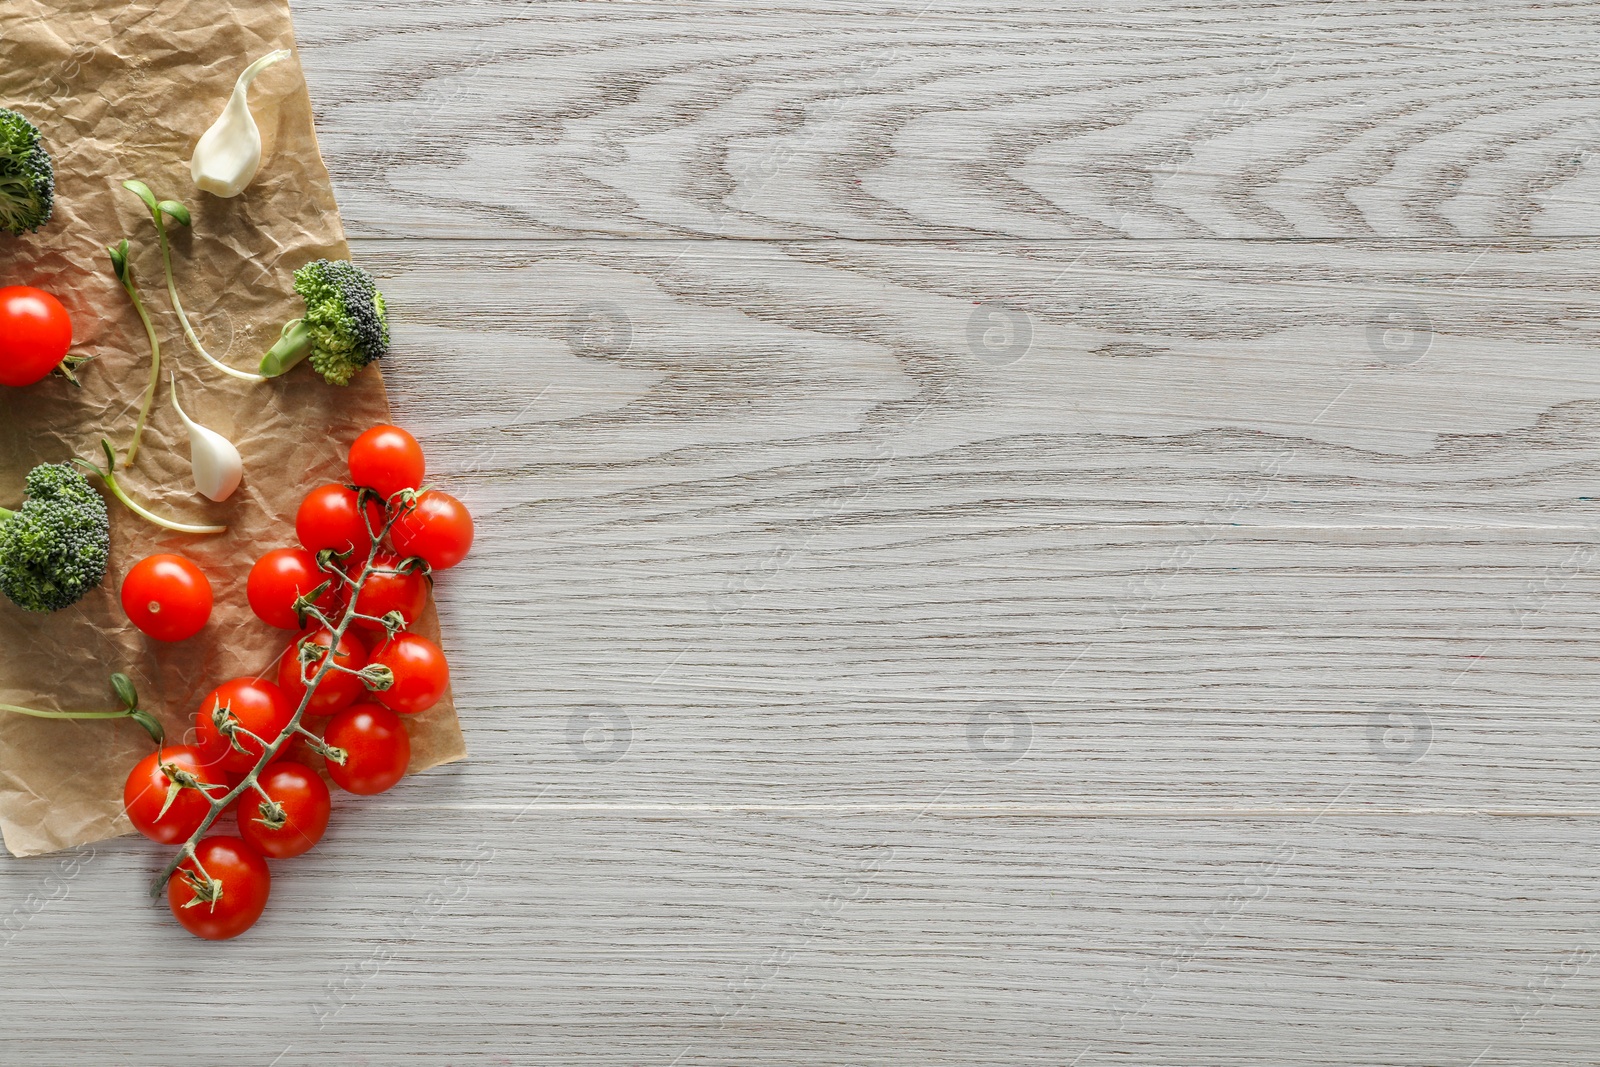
119,425,474,939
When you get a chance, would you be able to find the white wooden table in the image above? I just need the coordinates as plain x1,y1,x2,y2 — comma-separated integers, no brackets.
7,2,1600,1063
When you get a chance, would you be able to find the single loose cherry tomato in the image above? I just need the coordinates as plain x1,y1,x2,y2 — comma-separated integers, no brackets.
194,678,294,775
277,627,368,716
390,490,473,571
296,484,382,562
352,552,429,634
166,835,270,940
348,424,426,502
119,553,212,642
247,547,339,630
236,761,331,859
370,632,450,715
323,703,411,795
0,285,72,387
123,745,231,845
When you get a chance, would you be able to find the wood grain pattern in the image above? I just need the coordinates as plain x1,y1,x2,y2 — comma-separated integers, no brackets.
7,0,1600,1063
290,0,1600,239
378,241,1600,826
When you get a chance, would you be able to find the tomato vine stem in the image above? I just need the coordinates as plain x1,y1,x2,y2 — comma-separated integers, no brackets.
149,498,414,900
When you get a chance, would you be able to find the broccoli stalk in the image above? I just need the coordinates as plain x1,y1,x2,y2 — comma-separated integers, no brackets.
0,107,54,236
0,672,164,744
0,464,110,613
259,259,389,385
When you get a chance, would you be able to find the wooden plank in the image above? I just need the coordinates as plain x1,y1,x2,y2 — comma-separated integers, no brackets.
364,238,1600,511
289,0,1600,239
2,816,1597,1065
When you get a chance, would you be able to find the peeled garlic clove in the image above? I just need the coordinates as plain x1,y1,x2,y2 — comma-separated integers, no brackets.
190,49,291,198
171,378,243,502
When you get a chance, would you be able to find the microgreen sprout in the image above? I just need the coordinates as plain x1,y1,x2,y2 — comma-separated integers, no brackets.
106,239,161,467
0,672,163,745
74,440,227,536
122,180,266,383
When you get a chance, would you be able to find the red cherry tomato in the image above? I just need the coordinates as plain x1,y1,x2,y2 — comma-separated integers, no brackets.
194,678,294,775
390,490,473,570
119,553,212,642
348,424,426,502
247,547,339,630
296,484,382,562
370,632,450,715
166,835,270,940
123,745,231,845
352,552,429,633
0,286,72,387
323,703,411,795
277,627,368,716
235,761,331,859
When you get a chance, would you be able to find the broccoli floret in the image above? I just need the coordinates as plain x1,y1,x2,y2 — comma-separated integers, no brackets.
258,259,390,385
0,108,55,236
299,259,389,385
0,464,110,613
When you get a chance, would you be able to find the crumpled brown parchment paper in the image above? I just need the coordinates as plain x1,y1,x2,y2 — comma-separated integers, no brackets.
0,0,466,856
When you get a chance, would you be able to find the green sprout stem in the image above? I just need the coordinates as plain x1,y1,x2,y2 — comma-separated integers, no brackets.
122,180,266,384
107,240,161,468
0,705,129,720
0,673,163,745
151,504,409,898
74,440,226,536
258,318,311,378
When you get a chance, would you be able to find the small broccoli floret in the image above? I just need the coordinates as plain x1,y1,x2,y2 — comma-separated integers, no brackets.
0,108,55,236
258,259,390,385
0,464,110,613
300,259,389,385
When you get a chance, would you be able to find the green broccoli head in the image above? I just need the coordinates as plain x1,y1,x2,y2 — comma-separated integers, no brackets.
0,107,55,236
294,259,390,386
0,464,110,613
